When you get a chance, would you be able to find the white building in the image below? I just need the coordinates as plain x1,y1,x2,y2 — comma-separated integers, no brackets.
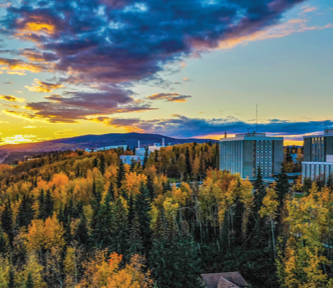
120,139,167,165
85,145,128,152
219,132,284,180
302,155,333,183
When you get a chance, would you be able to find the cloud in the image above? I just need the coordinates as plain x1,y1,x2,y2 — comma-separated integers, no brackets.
147,93,191,102
0,57,47,74
20,48,59,62
218,18,332,50
1,134,38,145
89,115,333,139
299,5,317,14
25,79,65,93
2,81,12,84
0,95,26,102
0,0,312,122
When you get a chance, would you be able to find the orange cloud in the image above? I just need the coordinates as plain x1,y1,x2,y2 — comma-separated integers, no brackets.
147,93,191,102
0,95,26,102
25,79,65,93
0,57,47,74
6,71,26,75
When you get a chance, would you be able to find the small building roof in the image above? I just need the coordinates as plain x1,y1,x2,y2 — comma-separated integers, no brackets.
201,272,248,288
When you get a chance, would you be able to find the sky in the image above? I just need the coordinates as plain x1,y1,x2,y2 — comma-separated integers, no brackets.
0,0,332,146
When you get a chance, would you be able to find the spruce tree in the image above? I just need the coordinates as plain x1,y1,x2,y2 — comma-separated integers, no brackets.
75,213,90,249
114,198,129,256
253,167,266,215
275,167,290,207
93,157,98,168
108,182,115,201
16,195,34,228
149,236,202,288
92,193,116,249
146,176,155,201
8,266,15,288
99,154,105,175
26,273,34,288
40,190,54,220
1,200,13,244
0,229,8,253
126,212,143,259
116,160,125,189
185,147,192,179
135,184,152,254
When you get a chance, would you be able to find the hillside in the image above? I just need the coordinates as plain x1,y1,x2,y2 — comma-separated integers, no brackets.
0,132,215,164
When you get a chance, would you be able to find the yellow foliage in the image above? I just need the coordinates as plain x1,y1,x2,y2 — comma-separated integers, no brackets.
22,215,65,253
77,251,153,288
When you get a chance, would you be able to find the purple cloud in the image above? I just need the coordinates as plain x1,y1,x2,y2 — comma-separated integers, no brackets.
0,0,306,122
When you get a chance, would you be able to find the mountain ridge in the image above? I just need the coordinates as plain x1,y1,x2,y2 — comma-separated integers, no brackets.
0,132,216,153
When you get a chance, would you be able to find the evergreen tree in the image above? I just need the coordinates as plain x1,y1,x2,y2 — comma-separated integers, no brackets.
16,195,34,228
92,193,116,248
40,190,54,220
93,157,98,168
146,176,155,201
108,182,115,201
116,159,125,189
8,266,15,288
135,184,152,253
99,154,106,175
75,213,90,249
0,229,9,253
26,273,34,288
185,147,192,179
1,200,13,244
253,167,266,215
114,198,129,256
128,195,135,228
149,236,202,288
275,167,290,206
143,147,149,169
126,212,143,259
285,146,293,163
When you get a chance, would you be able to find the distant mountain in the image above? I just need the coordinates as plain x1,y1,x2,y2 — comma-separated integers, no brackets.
0,132,216,153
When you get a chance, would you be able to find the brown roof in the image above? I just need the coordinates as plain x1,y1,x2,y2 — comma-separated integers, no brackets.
201,272,248,288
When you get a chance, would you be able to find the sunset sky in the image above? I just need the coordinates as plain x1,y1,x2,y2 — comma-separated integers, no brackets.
0,0,332,145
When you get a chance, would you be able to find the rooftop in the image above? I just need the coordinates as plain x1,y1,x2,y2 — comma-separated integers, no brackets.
201,272,248,288
304,129,333,138
220,132,283,141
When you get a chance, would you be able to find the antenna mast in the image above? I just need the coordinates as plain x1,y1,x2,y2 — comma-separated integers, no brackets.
256,104,258,133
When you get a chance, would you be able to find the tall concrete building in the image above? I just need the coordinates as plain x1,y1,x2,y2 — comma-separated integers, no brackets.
303,129,333,162
219,132,284,180
302,129,333,183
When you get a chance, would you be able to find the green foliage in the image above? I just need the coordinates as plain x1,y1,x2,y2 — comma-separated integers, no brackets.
149,237,202,288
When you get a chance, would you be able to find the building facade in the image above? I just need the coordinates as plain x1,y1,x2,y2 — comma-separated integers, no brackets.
219,132,283,180
304,129,333,162
302,129,333,183
302,161,333,183
120,139,167,165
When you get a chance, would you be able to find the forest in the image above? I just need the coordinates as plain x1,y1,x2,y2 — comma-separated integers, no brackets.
0,141,332,287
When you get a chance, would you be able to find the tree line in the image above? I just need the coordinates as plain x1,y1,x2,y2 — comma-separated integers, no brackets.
0,142,331,287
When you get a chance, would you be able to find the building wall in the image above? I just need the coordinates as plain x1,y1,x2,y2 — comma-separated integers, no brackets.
304,138,311,162
326,136,333,156
273,140,284,175
243,140,255,179
220,138,283,179
302,162,333,183
219,140,243,177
